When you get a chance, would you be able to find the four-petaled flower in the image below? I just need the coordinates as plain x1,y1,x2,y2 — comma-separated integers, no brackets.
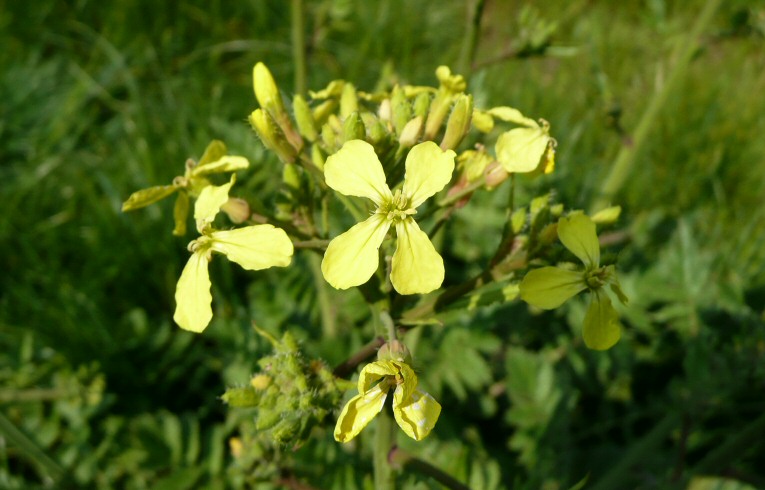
334,360,441,442
321,140,456,294
519,213,628,350
174,178,293,333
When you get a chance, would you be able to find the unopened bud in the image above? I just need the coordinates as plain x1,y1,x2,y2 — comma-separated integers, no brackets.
253,62,285,116
221,197,250,224
312,99,337,125
378,98,392,123
311,144,325,171
484,160,509,188
413,92,431,118
250,374,272,390
398,116,423,147
377,340,412,364
391,86,411,135
472,110,494,133
321,120,338,151
342,111,366,143
340,82,358,118
440,94,473,150
293,94,318,142
248,109,296,163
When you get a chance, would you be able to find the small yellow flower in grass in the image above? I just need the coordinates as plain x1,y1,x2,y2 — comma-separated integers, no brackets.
334,360,441,442
321,140,455,294
519,213,628,350
173,180,293,333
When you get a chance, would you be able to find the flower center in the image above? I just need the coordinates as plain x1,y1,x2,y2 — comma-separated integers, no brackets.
379,189,416,223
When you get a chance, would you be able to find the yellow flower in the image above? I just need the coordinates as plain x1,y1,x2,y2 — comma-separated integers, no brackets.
334,360,441,443
519,213,627,350
173,180,293,333
321,140,455,294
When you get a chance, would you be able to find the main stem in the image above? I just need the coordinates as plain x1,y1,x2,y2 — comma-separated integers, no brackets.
290,0,307,95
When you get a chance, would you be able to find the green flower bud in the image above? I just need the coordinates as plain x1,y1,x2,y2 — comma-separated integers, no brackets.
413,92,431,118
365,115,389,144
340,82,358,118
377,340,413,364
440,94,473,150
312,99,337,126
293,94,318,142
391,86,412,135
221,386,260,407
342,111,366,143
250,374,272,390
311,144,325,171
255,410,281,431
248,109,297,163
253,62,285,116
321,121,337,151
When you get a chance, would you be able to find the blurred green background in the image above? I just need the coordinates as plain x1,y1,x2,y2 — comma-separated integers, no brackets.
2,0,765,488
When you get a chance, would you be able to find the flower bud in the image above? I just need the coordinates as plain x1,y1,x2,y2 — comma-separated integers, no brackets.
342,111,366,143
378,98,392,123
412,92,431,118
312,99,337,126
398,116,423,147
440,94,473,150
221,197,250,224
391,86,411,135
484,160,509,188
248,109,296,163
377,340,412,364
340,82,358,118
253,62,285,116
293,94,318,142
250,373,272,390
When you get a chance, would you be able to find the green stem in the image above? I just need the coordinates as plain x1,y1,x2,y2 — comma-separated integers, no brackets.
457,0,486,78
308,253,336,338
0,411,64,482
694,411,765,473
290,0,307,95
389,447,471,490
590,0,722,212
375,405,396,490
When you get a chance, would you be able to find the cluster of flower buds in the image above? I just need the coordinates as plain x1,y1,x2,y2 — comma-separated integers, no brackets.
221,328,344,446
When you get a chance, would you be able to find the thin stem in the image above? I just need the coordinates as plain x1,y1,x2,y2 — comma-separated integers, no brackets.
308,253,336,338
332,336,385,378
0,411,64,482
375,405,396,490
290,0,306,95
457,0,486,78
590,0,722,212
389,446,470,490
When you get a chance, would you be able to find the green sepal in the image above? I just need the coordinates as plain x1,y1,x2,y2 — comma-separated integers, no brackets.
583,290,621,350
122,185,178,211
519,266,586,309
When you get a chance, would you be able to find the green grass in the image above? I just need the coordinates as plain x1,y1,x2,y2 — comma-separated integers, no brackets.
1,0,764,488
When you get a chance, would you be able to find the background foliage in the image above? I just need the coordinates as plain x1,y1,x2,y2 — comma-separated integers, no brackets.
1,0,764,488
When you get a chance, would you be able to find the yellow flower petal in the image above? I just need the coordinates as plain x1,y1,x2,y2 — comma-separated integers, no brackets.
322,213,391,290
558,214,600,268
191,156,249,176
402,141,456,208
393,388,441,441
583,290,621,350
390,219,444,295
391,361,418,405
324,140,392,206
334,384,388,443
495,126,550,173
358,360,398,394
173,251,213,333
487,106,539,128
122,185,178,211
519,266,587,309
210,224,293,270
194,175,235,227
